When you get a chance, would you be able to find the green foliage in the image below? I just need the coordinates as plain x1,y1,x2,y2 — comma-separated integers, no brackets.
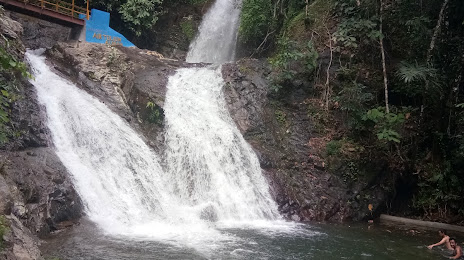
305,41,318,71
395,61,441,99
0,215,8,250
239,0,274,45
285,0,464,220
396,62,436,83
363,107,405,143
119,0,163,36
0,47,31,79
342,161,359,183
326,140,342,156
274,109,286,124
269,38,318,92
92,0,163,36
402,16,432,50
333,0,381,53
333,17,380,50
334,81,373,129
307,102,329,134
179,0,209,5
146,101,164,125
413,163,463,217
180,17,196,41
0,46,30,144
106,47,118,66
335,81,373,113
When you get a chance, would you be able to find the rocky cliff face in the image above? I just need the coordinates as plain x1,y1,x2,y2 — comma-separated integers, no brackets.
8,12,73,50
221,61,353,222
46,42,185,152
133,0,214,60
221,60,386,222
0,10,82,260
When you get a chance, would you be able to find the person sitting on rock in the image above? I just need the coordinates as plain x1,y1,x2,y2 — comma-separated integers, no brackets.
427,229,453,250
449,238,463,259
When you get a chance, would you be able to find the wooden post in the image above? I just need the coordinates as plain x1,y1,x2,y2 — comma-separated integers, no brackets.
72,0,74,17
86,0,89,20
40,0,44,8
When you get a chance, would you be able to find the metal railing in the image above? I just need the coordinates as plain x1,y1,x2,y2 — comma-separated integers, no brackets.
20,0,89,19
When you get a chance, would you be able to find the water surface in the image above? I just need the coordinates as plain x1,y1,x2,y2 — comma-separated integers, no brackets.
42,219,449,260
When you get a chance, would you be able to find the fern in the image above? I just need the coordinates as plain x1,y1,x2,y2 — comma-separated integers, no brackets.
396,61,436,84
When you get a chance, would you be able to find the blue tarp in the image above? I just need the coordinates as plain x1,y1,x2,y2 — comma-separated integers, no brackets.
80,9,135,47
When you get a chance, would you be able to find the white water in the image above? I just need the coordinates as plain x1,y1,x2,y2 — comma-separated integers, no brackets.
26,51,229,247
26,0,287,253
164,67,279,224
165,0,279,225
186,0,242,63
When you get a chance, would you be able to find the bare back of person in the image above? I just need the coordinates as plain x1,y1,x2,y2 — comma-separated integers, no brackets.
454,245,463,259
428,230,453,250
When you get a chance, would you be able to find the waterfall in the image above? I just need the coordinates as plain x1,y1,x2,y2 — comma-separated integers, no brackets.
26,0,280,249
164,67,279,223
186,0,242,63
165,0,279,223
26,51,225,243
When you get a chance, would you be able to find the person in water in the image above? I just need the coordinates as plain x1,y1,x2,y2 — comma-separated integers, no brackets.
427,229,453,250
449,238,463,259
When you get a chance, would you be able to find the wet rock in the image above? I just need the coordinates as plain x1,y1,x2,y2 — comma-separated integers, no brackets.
0,10,83,258
139,0,215,59
4,81,51,151
8,11,72,49
46,42,184,153
1,215,43,260
280,203,290,214
314,161,325,171
222,60,353,222
291,215,301,222
0,175,12,214
199,205,218,222
0,12,22,40
2,148,84,236
12,202,26,218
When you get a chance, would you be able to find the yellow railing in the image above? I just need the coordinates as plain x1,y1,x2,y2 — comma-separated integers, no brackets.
21,0,89,20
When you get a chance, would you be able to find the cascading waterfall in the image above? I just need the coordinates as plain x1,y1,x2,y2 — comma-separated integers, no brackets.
186,0,241,63
26,51,226,244
165,0,279,223
26,0,281,250
164,67,279,223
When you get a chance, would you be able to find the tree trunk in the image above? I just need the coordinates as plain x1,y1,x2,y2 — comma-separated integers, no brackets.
422,0,449,120
426,0,450,64
325,26,333,111
380,0,389,113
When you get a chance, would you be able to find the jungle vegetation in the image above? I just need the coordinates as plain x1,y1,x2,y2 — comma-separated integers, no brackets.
239,0,464,222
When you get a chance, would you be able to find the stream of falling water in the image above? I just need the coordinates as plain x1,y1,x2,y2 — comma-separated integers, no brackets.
26,0,288,255
164,0,279,226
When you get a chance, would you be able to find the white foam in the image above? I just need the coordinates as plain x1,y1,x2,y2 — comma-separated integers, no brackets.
26,52,233,252
186,0,242,63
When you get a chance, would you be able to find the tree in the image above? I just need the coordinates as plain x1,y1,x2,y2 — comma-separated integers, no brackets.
379,0,389,113
91,0,164,36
